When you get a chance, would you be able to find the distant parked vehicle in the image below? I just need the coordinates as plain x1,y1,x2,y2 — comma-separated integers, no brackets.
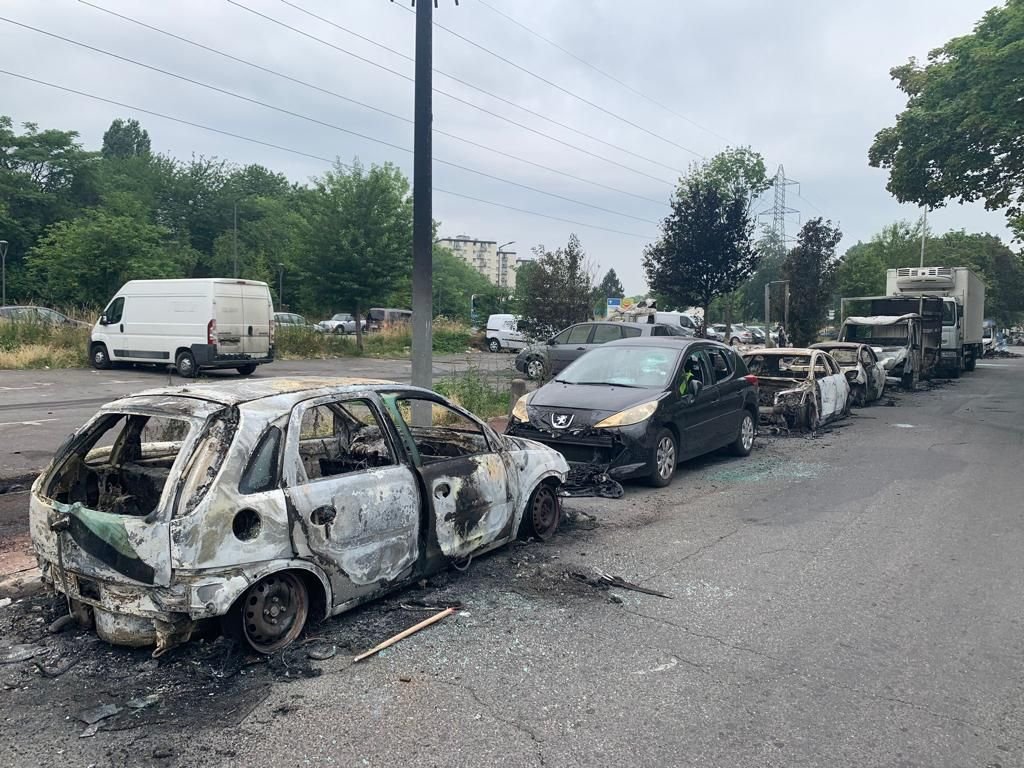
704,325,725,342
746,326,767,344
485,313,527,352
0,305,88,327
274,312,322,333
91,279,275,378
811,342,886,406
712,324,753,345
367,308,412,331
318,313,365,334
514,321,691,380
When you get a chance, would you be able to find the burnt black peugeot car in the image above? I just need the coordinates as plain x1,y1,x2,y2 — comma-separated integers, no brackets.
507,338,759,488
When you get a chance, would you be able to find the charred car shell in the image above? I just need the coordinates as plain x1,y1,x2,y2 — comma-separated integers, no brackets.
810,342,886,406
29,378,568,654
741,348,852,431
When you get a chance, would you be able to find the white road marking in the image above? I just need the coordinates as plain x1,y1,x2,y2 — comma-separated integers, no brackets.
0,383,53,391
892,423,915,428
976,363,1007,368
633,657,679,675
0,418,59,428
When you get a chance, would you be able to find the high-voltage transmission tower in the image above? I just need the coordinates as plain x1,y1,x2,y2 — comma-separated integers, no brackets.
761,164,800,246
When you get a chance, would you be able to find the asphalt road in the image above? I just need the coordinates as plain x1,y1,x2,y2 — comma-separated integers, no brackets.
0,353,516,479
1,357,1022,767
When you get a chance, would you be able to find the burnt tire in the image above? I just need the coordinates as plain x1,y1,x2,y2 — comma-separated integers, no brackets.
175,350,198,378
647,427,677,487
519,483,561,541
229,571,309,654
236,364,257,376
90,343,111,370
730,411,756,456
487,338,501,353
964,355,976,372
852,385,866,407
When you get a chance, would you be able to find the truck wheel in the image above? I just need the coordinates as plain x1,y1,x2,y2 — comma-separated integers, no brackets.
236,364,257,376
964,355,976,372
949,363,961,379
90,343,111,370
487,338,501,353
175,350,198,378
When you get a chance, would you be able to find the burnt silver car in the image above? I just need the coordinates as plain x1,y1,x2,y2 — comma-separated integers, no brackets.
29,378,568,654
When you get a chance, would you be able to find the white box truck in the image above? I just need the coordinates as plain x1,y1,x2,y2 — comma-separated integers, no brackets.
885,267,985,376
90,278,275,377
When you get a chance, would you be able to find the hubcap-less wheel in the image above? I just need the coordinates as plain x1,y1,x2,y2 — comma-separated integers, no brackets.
521,484,560,540
240,572,308,654
740,414,754,451
527,358,545,380
656,435,676,480
488,338,501,353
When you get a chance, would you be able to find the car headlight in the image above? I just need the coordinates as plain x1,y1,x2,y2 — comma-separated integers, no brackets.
593,400,659,428
511,393,531,422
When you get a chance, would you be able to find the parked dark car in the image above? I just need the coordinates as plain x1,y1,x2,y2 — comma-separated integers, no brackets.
514,321,691,380
0,305,88,327
507,338,759,488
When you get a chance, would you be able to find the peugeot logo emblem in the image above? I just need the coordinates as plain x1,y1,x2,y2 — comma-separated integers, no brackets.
551,413,574,429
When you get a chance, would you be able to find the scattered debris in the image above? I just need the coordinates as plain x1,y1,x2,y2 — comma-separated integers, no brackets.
0,597,11,609
78,702,121,725
560,464,624,499
354,607,457,663
399,675,412,683
126,694,160,710
305,644,337,661
47,614,75,634
32,654,81,678
399,599,464,612
0,643,43,664
569,569,673,599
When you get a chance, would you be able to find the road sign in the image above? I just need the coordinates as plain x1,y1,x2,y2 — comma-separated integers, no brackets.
607,297,622,310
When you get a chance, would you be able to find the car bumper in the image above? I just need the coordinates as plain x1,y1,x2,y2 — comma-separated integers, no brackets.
505,419,656,480
191,344,274,369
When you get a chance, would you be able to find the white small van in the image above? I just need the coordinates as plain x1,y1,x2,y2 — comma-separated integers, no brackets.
485,313,526,352
90,279,275,377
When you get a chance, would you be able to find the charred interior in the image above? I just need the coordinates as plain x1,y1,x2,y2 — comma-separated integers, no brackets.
45,413,192,517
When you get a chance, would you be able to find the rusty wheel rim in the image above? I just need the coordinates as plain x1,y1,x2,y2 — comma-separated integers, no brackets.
530,486,559,539
242,572,308,653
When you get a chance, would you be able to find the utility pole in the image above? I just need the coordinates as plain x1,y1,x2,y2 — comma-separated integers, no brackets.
759,165,800,248
0,240,8,307
277,263,285,307
410,0,434,418
919,207,927,268
233,202,238,278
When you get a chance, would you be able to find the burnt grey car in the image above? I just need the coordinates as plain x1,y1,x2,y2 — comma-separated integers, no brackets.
29,378,568,655
507,338,759,490
514,321,692,380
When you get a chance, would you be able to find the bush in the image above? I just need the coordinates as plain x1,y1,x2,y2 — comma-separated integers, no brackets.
434,366,510,419
0,321,91,369
275,319,474,359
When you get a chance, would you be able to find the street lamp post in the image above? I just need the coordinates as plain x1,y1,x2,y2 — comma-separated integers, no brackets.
277,263,285,308
0,240,8,307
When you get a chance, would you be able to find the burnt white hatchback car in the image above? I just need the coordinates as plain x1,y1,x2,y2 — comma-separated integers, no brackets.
29,378,568,654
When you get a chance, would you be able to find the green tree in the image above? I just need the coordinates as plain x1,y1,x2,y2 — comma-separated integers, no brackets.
593,268,625,315
101,118,151,159
868,0,1024,225
302,159,413,348
783,218,843,346
515,234,594,337
432,246,501,323
643,152,764,333
24,210,193,305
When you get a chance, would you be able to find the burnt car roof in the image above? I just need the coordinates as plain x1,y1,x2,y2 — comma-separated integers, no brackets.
809,342,866,350
120,377,404,407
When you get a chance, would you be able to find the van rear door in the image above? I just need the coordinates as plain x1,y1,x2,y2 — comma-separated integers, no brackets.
240,283,273,357
212,282,244,356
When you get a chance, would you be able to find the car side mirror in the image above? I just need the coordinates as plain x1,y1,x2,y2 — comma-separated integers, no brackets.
99,314,108,326
547,338,557,346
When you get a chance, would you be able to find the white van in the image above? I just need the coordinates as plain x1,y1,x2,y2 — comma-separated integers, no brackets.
90,279,275,377
485,313,526,352
654,311,697,333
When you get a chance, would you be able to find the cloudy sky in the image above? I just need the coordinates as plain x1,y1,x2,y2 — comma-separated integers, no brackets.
0,0,1010,293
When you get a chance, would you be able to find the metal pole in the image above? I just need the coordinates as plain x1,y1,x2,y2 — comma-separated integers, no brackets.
278,263,284,306
783,282,790,330
920,207,927,268
411,0,433,418
0,240,7,307
233,202,238,278
763,282,770,332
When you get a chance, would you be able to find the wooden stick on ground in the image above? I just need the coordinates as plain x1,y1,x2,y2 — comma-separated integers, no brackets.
353,607,456,663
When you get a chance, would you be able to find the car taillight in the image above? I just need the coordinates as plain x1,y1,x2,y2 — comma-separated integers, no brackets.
744,374,758,386
207,319,217,345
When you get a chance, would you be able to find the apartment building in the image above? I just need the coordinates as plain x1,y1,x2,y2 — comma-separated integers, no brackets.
437,235,518,288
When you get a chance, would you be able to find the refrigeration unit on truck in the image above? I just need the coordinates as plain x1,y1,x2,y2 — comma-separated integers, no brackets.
885,267,985,377
838,295,943,389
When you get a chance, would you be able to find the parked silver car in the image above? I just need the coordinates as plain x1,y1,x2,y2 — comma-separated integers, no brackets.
29,378,568,654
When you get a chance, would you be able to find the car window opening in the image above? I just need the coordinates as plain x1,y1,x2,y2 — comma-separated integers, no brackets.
394,398,490,461
296,400,395,482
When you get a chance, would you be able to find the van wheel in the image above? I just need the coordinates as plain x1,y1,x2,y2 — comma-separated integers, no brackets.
236,364,257,376
175,350,198,378
519,483,560,541
487,338,501,353
229,572,309,654
90,343,111,370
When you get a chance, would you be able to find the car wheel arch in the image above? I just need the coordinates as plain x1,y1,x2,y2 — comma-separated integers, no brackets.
223,561,333,624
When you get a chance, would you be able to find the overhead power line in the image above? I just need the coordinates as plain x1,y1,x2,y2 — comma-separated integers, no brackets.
0,69,655,241
226,0,678,185
475,0,730,145
391,0,705,159
1,16,665,215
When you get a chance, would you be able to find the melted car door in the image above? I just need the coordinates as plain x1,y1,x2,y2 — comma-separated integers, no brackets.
283,395,421,594
387,396,514,561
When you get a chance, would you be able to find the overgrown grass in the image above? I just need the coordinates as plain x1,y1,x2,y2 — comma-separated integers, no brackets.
0,322,90,369
434,365,511,419
275,319,475,359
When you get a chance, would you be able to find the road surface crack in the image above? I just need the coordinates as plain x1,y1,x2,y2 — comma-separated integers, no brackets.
638,527,742,586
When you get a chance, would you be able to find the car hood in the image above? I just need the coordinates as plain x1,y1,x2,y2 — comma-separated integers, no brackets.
526,382,662,428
